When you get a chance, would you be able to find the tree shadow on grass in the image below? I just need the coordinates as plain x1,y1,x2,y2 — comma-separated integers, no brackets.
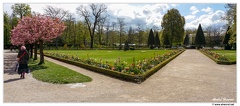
28,59,49,72
29,64,49,72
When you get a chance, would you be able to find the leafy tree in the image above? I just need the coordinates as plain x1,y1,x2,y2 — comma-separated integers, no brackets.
11,15,66,65
163,32,170,47
11,3,31,19
224,4,236,26
148,29,155,49
222,26,232,50
161,8,185,47
183,34,189,45
224,4,236,49
4,12,11,48
194,24,206,47
155,32,160,48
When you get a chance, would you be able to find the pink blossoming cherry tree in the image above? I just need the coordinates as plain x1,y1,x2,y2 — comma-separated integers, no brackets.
11,14,66,65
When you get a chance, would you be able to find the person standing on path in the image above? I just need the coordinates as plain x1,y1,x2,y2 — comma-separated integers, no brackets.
17,46,29,79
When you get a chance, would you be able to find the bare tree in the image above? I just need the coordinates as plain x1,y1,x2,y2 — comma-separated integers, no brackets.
43,5,69,20
105,17,111,48
111,22,116,49
152,25,159,34
97,16,106,45
136,23,143,47
212,26,221,46
76,4,107,49
206,26,213,47
117,18,125,50
128,26,134,43
43,5,69,49
66,13,76,47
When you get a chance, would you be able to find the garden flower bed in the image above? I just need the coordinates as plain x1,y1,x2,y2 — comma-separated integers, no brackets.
43,49,185,83
199,49,236,65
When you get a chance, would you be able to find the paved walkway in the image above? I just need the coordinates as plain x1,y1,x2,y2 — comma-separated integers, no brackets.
3,50,236,102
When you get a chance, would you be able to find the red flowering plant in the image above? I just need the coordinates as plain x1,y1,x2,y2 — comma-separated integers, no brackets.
200,49,229,62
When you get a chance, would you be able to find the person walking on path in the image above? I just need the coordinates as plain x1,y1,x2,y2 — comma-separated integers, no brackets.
17,46,29,79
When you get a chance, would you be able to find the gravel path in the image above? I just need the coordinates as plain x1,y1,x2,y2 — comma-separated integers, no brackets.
4,50,236,102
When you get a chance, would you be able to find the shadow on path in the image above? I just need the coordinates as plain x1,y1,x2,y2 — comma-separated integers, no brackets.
4,63,18,75
4,78,23,83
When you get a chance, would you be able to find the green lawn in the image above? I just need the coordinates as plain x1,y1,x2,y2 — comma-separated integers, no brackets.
211,50,236,62
45,50,173,65
28,59,92,84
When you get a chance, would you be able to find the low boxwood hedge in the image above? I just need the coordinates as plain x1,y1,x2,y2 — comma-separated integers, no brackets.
43,49,185,83
199,50,236,65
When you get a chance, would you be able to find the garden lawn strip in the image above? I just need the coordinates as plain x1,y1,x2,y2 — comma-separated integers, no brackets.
45,50,173,66
199,49,236,65
44,49,185,83
28,59,92,84
211,50,236,62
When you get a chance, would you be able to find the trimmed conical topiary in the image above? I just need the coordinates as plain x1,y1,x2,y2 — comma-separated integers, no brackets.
183,34,189,45
194,24,206,48
148,29,155,49
155,32,160,48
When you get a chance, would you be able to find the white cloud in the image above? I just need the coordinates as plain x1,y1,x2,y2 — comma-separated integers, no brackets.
185,15,195,20
107,4,169,29
171,4,178,7
190,6,197,11
201,7,213,14
185,10,227,29
190,6,200,15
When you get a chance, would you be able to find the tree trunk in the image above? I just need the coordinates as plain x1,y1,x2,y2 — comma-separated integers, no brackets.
30,44,33,58
38,40,44,65
90,35,94,49
119,33,122,50
26,44,30,53
33,42,37,60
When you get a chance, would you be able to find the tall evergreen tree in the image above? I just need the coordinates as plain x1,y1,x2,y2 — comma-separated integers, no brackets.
183,34,190,45
194,24,206,47
155,32,160,48
148,29,155,49
223,26,232,50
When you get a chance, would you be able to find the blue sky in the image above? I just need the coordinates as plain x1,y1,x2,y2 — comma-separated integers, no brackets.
174,4,226,15
3,3,229,31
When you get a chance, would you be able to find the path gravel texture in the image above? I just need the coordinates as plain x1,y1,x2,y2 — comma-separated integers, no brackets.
3,50,236,102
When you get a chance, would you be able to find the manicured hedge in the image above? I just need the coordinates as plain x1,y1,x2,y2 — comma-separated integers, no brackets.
199,49,236,65
44,49,185,83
